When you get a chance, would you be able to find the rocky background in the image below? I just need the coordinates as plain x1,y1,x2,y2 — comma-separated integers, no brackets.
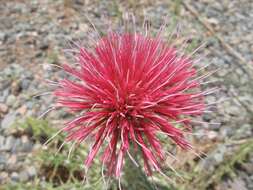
0,0,253,190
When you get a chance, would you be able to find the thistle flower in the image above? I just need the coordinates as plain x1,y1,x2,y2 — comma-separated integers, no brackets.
53,22,207,178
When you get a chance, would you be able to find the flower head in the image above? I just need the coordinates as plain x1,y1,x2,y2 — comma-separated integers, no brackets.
54,27,205,177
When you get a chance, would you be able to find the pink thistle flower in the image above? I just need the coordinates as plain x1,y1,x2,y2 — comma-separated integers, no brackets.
53,22,207,178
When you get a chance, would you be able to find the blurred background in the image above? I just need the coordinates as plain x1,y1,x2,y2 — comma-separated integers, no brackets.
0,0,253,189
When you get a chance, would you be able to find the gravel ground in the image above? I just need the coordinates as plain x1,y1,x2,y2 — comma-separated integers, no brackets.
0,0,252,189
185,1,253,188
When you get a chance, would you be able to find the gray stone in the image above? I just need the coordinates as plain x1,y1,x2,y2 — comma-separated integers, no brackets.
234,124,252,139
0,136,5,149
12,138,21,153
5,64,24,78
3,136,16,151
20,136,33,152
6,94,16,107
20,79,31,90
0,164,4,171
11,80,22,96
39,39,49,50
201,157,215,172
226,105,241,116
1,113,16,130
0,95,5,103
220,127,234,138
0,172,8,183
210,119,221,130
241,163,253,175
19,170,29,182
202,145,227,170
0,89,10,103
0,154,7,164
230,178,247,190
0,103,8,113
207,131,218,140
203,113,212,122
10,172,19,182
213,152,224,163
27,166,37,178
213,145,227,164
206,95,216,104
13,100,21,109
6,154,18,171
0,32,7,44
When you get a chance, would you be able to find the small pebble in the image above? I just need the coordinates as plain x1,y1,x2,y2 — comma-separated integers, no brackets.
0,172,8,182
1,113,17,130
4,136,16,151
11,81,22,96
19,170,29,182
26,166,37,178
6,95,16,107
0,103,8,113
10,172,19,182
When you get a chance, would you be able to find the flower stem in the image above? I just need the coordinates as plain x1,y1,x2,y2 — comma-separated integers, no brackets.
123,150,155,190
